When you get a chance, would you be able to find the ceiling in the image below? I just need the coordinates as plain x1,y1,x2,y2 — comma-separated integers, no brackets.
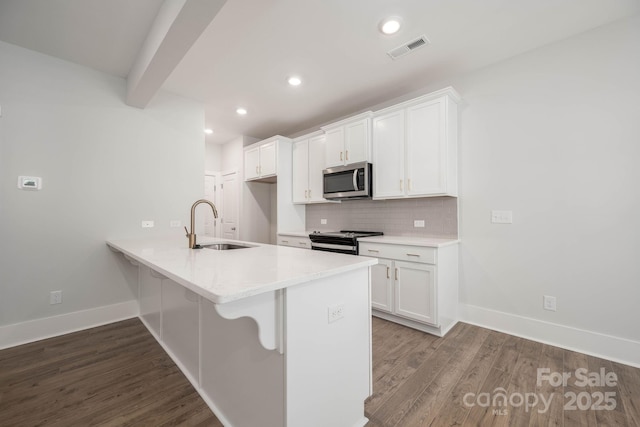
1,0,639,145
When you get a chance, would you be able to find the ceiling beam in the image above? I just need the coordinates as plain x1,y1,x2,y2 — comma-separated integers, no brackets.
126,0,226,108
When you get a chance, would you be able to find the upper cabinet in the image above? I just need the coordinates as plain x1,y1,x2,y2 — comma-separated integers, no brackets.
244,138,279,182
321,112,372,168
372,87,460,199
292,132,327,204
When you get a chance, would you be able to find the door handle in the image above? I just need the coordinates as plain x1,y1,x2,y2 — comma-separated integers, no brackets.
386,266,389,279
395,268,398,281
340,151,343,161
353,169,358,191
346,150,349,161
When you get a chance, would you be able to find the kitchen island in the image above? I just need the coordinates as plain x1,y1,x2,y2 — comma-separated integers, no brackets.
107,236,377,427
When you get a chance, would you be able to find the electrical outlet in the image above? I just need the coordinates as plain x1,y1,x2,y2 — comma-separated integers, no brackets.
414,220,425,228
170,220,181,227
141,220,154,228
543,295,557,311
328,303,345,323
50,290,62,305
321,218,327,225
491,210,513,224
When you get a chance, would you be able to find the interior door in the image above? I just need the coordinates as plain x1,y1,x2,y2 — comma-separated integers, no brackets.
221,172,239,240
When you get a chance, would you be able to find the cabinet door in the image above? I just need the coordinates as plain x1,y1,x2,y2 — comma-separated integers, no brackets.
260,142,277,177
371,258,394,313
324,127,345,168
344,118,369,164
406,99,447,196
394,260,436,325
292,140,309,203
307,135,326,202
372,110,405,198
244,147,260,180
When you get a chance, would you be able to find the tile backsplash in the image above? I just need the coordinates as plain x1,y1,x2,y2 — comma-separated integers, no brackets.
306,197,458,238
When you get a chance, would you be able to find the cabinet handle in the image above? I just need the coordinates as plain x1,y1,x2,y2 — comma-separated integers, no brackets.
299,242,307,246
281,240,289,243
367,249,379,253
408,178,412,191
256,165,259,175
340,151,343,161
305,190,308,198
395,268,398,281
400,179,403,191
346,150,349,161
308,189,311,198
407,253,421,257
386,266,389,279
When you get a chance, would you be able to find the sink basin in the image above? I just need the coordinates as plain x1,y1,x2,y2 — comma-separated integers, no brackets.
197,243,253,250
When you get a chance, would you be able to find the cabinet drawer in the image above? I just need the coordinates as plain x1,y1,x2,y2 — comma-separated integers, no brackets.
360,242,436,264
278,235,311,249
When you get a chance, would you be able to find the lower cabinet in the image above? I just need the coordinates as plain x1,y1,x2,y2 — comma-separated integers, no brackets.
362,240,458,337
277,233,311,249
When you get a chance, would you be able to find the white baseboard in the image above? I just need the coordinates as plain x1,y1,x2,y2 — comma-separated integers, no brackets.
459,303,640,369
0,300,139,350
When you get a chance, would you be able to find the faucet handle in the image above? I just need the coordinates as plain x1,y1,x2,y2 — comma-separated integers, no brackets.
184,226,189,237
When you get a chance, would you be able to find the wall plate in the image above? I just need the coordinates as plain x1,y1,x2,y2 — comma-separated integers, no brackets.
17,176,42,190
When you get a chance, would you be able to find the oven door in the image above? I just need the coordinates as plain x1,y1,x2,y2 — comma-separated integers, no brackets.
323,162,371,200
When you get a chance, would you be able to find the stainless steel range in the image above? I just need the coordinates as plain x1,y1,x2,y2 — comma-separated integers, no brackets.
309,230,383,255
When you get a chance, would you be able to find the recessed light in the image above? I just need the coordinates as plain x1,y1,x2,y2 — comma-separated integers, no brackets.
236,107,247,115
204,128,213,134
379,17,402,35
288,76,302,86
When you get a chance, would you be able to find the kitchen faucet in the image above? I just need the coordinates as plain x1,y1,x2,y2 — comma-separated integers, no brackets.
185,199,218,249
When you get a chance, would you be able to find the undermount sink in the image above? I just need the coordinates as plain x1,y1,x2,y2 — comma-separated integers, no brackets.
197,243,253,251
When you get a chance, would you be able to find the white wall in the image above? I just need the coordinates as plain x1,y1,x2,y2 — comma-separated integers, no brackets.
205,140,222,172
0,41,204,327
452,15,640,359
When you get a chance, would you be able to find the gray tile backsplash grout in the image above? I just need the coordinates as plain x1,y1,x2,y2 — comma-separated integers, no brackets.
306,196,458,238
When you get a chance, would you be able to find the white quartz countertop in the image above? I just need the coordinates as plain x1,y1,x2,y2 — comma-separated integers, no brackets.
107,236,376,304
277,231,313,238
358,235,460,247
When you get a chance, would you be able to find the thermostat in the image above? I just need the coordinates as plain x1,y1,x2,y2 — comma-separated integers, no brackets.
18,176,42,190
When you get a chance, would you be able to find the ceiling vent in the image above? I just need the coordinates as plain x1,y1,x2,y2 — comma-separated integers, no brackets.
387,35,430,60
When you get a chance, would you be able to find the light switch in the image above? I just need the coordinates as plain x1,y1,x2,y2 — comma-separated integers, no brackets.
17,176,42,190
491,210,513,224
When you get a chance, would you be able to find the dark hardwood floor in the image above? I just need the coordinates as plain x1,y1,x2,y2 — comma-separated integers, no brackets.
1,317,638,426
365,317,640,427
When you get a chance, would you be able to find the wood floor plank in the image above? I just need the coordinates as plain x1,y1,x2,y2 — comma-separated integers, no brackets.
394,326,491,426
365,322,467,418
611,360,640,427
563,350,598,427
588,356,628,426
369,323,477,426
432,329,508,427
527,344,564,427
504,338,543,427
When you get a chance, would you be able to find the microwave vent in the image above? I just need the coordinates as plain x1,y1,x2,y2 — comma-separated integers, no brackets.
387,35,430,60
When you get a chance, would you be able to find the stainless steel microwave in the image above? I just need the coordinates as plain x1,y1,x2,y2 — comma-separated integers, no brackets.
323,162,372,200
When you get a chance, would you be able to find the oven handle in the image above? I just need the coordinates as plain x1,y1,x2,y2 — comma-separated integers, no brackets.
353,169,358,191
311,242,356,252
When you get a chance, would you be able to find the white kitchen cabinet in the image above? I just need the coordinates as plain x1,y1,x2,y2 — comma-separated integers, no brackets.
372,87,460,199
292,132,326,203
370,258,393,313
277,233,311,249
360,238,459,337
244,139,277,182
322,112,372,168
